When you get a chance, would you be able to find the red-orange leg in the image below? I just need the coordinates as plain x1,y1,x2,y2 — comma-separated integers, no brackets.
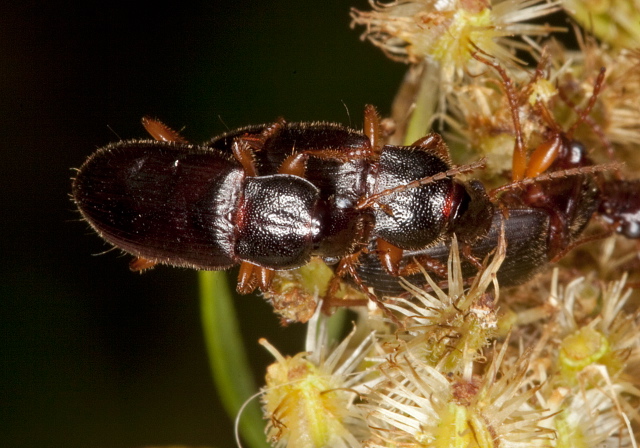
558,69,614,162
363,104,382,154
401,255,448,278
318,250,402,326
281,105,385,164
278,153,309,177
237,262,275,294
129,256,158,272
470,52,527,181
565,68,606,138
232,118,288,177
377,238,403,276
339,255,402,327
141,117,188,143
320,251,369,309
239,118,286,152
232,140,259,177
410,133,452,163
461,244,483,270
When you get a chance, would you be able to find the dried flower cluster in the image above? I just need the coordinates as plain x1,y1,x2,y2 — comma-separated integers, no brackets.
351,0,562,84
261,245,640,447
258,0,640,447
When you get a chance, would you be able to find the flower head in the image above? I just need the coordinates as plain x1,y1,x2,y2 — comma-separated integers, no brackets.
351,0,562,85
549,385,638,447
383,236,506,373
552,39,640,171
521,272,640,446
561,0,640,49
260,306,377,448
550,274,640,387
363,341,554,447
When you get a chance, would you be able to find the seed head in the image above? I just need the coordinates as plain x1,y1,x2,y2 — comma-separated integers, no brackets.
561,0,640,49
260,306,377,448
363,341,554,447
351,0,562,85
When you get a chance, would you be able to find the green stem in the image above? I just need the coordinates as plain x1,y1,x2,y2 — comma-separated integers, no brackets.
199,270,269,448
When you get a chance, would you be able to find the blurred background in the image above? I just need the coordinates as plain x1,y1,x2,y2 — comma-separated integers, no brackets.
0,1,403,446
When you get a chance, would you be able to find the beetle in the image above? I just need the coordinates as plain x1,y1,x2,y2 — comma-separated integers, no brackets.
72,106,490,312
73,60,637,316
354,56,638,297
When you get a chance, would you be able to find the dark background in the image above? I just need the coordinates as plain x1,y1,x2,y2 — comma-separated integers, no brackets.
1,1,403,447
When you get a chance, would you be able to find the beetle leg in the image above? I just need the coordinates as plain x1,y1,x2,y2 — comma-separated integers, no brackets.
129,256,158,272
321,274,369,313
470,51,527,182
341,262,402,326
549,230,613,263
322,250,402,326
363,104,382,154
320,252,369,312
346,264,402,326
317,250,399,323
461,243,483,270
564,67,606,139
298,104,382,163
399,255,449,278
278,153,308,177
259,267,276,291
379,117,396,140
237,262,276,294
232,140,259,177
240,118,287,152
410,133,452,164
232,118,287,177
237,262,260,294
376,238,403,276
141,117,188,143
558,69,616,167
377,237,451,279
522,66,608,180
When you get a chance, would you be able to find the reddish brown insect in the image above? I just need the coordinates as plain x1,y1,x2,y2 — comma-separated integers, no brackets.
73,59,637,319
73,106,488,315
357,56,634,296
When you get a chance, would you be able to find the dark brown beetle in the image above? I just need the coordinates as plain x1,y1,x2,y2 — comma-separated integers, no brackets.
72,106,490,312
73,60,638,315
356,57,638,297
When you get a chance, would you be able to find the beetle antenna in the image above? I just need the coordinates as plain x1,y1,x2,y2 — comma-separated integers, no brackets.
489,161,623,199
470,47,527,181
557,84,615,159
566,67,606,139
